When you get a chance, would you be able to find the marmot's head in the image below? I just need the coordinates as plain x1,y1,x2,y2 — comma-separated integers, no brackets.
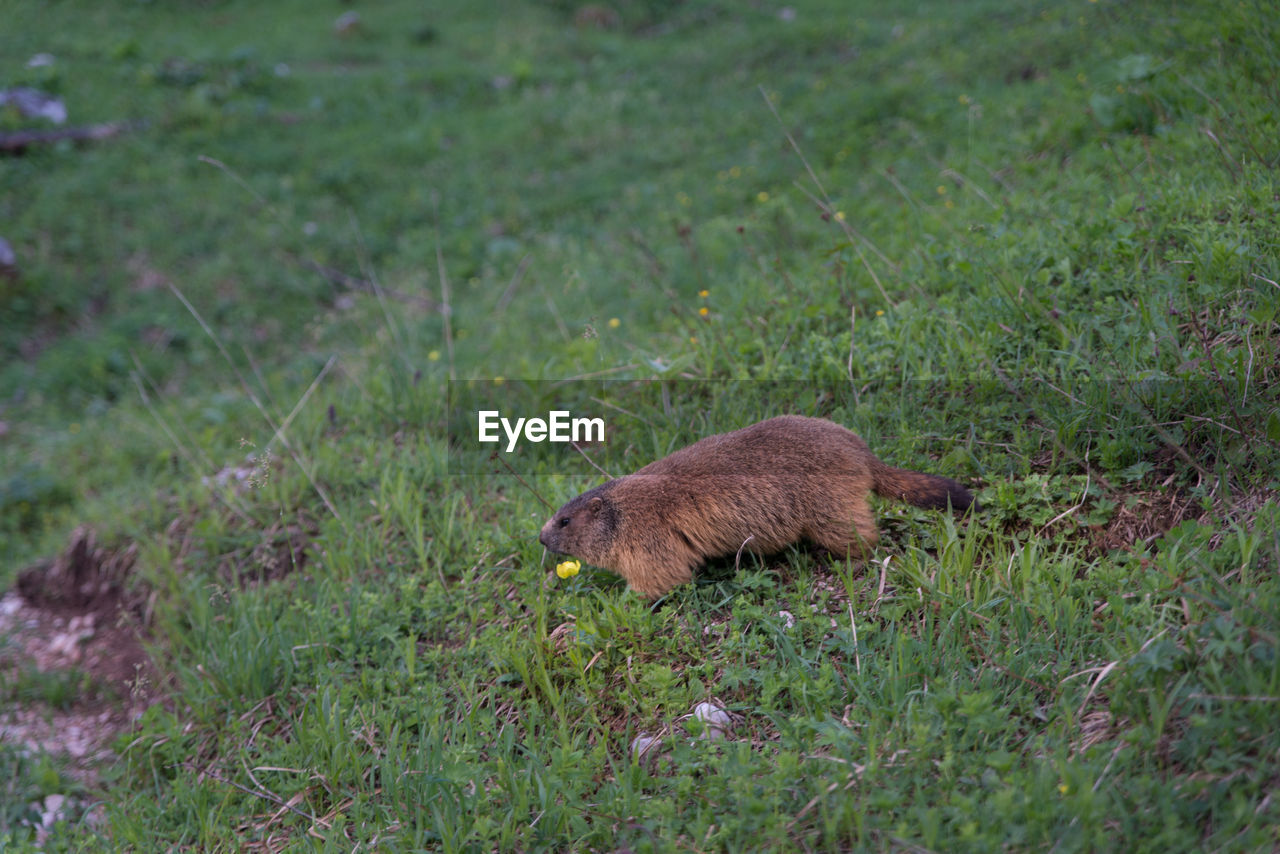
539,482,619,560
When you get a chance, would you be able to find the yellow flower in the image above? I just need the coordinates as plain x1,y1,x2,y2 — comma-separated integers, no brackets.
875,309,885,317
958,94,971,105
556,559,581,579
698,306,709,317
427,350,440,361
698,289,709,298
493,376,505,385
936,185,947,195
729,166,742,178
757,191,770,203
835,211,846,222
608,317,621,329
1058,783,1070,795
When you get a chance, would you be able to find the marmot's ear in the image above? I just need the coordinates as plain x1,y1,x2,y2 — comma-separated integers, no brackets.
588,496,604,515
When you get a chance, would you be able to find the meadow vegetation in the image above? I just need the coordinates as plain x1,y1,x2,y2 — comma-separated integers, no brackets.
2,0,1277,849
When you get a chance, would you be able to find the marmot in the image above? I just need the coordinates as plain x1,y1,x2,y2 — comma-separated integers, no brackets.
539,415,975,598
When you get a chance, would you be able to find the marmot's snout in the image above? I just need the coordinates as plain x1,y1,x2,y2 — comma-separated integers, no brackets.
538,518,565,553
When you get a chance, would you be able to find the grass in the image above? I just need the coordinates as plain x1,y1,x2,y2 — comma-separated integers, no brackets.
2,0,1278,850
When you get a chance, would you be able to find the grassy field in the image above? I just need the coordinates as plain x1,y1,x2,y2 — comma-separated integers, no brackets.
2,0,1278,850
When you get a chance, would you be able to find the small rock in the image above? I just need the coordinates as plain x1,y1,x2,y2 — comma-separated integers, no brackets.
334,11,361,34
0,87,66,123
35,793,70,845
69,613,97,634
0,236,16,269
692,701,733,740
65,726,87,758
630,733,662,760
48,632,76,660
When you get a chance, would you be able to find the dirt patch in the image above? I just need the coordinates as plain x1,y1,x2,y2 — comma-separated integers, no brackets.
1090,483,1279,556
1089,489,1199,553
1,526,160,839
13,525,153,692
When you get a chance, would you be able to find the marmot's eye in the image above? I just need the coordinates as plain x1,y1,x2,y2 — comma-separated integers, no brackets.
558,517,571,528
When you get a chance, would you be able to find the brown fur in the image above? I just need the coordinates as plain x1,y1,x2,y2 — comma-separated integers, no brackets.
539,415,975,598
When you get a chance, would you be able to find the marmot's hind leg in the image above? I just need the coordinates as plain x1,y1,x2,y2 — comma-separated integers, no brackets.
807,496,878,562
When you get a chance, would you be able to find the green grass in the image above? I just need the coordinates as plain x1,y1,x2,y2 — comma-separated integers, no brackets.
3,0,1278,849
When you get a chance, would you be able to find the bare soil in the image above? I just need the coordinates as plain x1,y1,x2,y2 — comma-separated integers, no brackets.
1,526,159,837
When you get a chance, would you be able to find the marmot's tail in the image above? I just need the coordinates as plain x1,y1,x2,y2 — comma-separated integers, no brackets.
871,461,976,512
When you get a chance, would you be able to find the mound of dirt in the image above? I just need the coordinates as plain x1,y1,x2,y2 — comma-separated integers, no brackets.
1,526,160,835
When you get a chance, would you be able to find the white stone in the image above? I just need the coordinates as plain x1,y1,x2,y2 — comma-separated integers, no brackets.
630,734,662,760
